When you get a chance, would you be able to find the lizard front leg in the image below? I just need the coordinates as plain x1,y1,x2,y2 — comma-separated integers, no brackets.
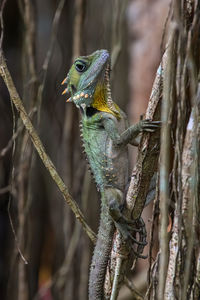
102,115,160,147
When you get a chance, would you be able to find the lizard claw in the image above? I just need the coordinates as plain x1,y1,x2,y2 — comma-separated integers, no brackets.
108,196,148,258
129,235,148,246
113,215,148,258
113,221,146,246
131,217,148,259
140,120,161,133
132,250,148,259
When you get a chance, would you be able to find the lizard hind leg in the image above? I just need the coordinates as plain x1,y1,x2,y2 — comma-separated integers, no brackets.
107,189,148,259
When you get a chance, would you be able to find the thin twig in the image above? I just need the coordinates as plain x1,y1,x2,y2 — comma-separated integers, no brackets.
37,0,66,124
147,188,159,300
7,194,28,265
42,0,66,72
24,0,37,84
110,256,122,300
0,185,11,195
111,0,129,72
0,0,7,51
124,277,144,300
0,107,37,159
56,223,81,289
158,24,176,300
72,0,85,59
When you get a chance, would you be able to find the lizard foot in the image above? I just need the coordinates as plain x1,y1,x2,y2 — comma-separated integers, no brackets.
108,194,147,258
111,214,148,259
130,217,148,259
118,217,148,259
139,120,161,133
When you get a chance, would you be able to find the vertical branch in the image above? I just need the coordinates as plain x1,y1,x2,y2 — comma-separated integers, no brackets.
158,25,176,300
72,0,86,60
0,0,7,51
111,0,128,72
146,186,159,299
37,0,66,123
160,2,200,300
181,111,196,300
16,2,38,299
110,255,122,300
164,2,187,299
182,11,200,297
23,0,37,85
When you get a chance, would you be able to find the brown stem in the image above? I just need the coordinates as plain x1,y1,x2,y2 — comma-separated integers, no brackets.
158,25,177,300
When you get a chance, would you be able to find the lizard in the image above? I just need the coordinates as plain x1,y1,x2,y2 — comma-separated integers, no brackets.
61,49,160,299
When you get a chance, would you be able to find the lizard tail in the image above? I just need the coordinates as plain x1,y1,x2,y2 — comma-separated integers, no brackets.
89,204,114,299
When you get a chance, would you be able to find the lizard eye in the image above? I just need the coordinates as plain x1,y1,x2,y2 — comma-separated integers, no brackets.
75,60,87,72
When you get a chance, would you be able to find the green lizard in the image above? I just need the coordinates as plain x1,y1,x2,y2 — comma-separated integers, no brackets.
62,49,159,299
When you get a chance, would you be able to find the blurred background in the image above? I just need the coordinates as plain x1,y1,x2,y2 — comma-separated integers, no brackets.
0,0,170,299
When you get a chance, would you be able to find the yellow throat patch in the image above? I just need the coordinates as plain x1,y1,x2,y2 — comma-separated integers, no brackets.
92,84,120,119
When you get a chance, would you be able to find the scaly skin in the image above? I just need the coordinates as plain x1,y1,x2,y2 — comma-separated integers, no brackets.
62,50,159,299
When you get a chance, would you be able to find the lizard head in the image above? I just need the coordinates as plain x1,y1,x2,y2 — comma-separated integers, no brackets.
61,49,120,117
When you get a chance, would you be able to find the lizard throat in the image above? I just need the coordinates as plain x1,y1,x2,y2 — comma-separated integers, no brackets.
91,78,121,119
92,84,113,114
